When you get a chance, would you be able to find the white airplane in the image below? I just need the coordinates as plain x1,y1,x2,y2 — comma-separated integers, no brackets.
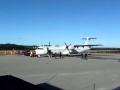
34,37,102,57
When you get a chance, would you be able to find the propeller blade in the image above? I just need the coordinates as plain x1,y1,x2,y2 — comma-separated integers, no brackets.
64,42,67,45
67,48,71,56
64,42,71,56
64,42,68,49
49,42,50,46
68,44,71,46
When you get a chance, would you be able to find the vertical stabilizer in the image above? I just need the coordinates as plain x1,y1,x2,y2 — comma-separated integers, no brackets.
82,37,96,47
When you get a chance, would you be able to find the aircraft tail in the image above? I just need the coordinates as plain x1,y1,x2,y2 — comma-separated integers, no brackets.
83,37,96,47
74,37,102,48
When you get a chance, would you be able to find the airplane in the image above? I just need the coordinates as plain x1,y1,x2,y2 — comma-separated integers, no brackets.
34,37,102,57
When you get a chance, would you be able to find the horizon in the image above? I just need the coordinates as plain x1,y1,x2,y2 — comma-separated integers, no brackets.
1,43,120,48
0,0,120,47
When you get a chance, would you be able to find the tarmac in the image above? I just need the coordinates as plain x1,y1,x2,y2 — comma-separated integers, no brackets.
0,53,120,90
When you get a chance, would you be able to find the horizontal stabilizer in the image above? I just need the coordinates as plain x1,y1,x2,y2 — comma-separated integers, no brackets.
74,44,103,47
82,38,97,40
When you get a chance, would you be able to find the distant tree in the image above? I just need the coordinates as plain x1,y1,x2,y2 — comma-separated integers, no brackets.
0,43,37,50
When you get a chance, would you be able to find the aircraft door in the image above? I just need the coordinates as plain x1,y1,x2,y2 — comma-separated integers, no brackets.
44,47,48,54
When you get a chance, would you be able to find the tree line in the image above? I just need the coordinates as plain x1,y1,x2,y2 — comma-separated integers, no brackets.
0,43,37,50
0,43,119,50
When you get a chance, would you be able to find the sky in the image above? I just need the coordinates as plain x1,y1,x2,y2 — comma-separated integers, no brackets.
0,0,120,47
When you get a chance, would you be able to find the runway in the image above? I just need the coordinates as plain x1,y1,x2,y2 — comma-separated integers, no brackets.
0,53,120,90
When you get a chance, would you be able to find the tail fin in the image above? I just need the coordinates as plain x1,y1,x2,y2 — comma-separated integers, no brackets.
74,37,102,48
82,37,96,46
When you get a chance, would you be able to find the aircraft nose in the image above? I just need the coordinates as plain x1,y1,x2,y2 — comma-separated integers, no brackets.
33,50,36,55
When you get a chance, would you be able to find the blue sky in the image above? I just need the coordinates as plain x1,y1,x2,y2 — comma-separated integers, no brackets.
0,0,120,47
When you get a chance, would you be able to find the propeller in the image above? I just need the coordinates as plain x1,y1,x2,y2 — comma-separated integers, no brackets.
64,42,71,56
64,42,71,50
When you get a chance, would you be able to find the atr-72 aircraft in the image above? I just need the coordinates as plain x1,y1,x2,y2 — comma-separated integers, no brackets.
34,37,102,57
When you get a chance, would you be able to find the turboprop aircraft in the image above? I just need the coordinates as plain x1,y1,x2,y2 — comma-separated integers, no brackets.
34,37,102,57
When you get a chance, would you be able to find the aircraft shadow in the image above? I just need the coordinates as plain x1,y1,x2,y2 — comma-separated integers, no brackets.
88,56,119,61
112,86,120,90
38,83,63,90
0,75,63,90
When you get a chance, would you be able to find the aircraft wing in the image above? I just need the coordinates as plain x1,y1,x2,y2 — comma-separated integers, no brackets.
74,44,103,47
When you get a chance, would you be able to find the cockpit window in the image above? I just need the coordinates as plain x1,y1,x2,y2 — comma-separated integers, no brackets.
37,48,43,50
